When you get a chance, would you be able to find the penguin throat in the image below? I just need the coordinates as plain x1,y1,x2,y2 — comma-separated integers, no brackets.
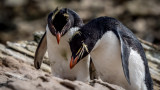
58,27,79,42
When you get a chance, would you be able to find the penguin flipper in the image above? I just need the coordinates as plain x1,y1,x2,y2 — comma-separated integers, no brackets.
34,32,47,69
113,27,131,84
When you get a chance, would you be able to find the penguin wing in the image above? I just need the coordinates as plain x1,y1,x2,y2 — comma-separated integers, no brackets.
113,27,132,84
34,32,47,69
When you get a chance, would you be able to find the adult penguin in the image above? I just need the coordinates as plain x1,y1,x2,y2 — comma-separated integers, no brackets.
34,8,90,82
69,16,153,89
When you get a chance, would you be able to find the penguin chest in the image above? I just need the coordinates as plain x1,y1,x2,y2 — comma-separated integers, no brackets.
46,29,75,78
46,26,90,81
91,31,147,89
47,34,70,62
91,31,128,86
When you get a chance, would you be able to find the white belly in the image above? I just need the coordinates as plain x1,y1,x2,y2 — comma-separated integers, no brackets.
129,49,147,90
91,31,128,88
91,31,147,90
46,26,90,82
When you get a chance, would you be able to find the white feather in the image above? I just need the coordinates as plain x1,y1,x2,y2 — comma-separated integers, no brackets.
90,31,147,89
46,25,90,82
129,49,147,90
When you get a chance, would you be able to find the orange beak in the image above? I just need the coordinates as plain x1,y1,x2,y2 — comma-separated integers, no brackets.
70,56,79,69
56,32,61,44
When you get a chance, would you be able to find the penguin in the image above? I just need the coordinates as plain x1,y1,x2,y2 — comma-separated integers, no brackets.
34,8,90,82
69,16,153,90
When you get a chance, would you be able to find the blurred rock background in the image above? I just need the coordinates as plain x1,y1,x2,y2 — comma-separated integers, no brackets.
0,0,160,45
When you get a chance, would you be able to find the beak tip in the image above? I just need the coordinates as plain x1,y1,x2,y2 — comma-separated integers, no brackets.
70,56,79,69
57,40,60,44
56,32,61,45
70,57,74,69
70,65,73,69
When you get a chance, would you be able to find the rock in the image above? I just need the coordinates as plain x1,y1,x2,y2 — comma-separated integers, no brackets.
4,0,27,7
7,41,35,58
8,80,39,90
94,83,110,90
24,74,33,80
38,76,50,82
8,40,50,64
125,0,160,16
26,45,37,53
4,72,28,81
33,31,45,43
0,36,160,89
0,53,125,90
2,57,20,69
94,81,125,90
0,43,51,73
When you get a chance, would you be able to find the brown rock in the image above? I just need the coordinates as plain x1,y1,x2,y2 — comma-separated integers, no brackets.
2,57,20,69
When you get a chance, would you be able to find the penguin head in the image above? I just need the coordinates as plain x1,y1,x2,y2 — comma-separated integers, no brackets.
69,31,93,69
48,7,71,44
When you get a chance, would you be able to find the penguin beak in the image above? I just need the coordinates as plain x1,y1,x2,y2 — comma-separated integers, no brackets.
56,32,61,44
70,56,79,69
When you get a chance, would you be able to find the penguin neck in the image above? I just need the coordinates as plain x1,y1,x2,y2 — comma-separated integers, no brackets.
63,27,80,42
80,28,103,52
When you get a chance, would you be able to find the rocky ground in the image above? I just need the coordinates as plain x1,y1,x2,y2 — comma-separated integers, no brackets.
0,55,125,90
0,32,160,90
0,32,126,90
